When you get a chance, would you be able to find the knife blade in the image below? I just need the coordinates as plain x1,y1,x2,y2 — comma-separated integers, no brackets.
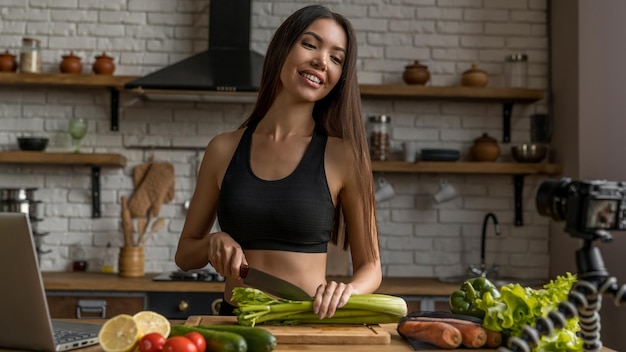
240,265,312,301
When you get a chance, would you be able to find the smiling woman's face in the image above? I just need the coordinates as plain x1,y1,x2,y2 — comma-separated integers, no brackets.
278,18,347,103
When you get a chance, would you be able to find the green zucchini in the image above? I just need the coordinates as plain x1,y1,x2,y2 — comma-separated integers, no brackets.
197,324,277,352
169,324,247,352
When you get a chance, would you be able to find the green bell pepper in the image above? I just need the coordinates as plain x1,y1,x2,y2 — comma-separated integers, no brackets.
449,277,501,319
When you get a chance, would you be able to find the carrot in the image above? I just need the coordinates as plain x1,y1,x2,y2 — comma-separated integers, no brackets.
451,323,486,348
397,320,462,349
404,316,487,348
485,329,503,348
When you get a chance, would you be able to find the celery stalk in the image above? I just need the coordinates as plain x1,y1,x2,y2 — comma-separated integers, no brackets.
231,288,408,327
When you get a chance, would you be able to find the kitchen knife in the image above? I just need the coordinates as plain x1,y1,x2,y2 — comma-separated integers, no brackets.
240,265,312,301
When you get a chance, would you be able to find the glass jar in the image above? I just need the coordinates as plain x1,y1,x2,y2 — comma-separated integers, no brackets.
70,244,88,272
19,37,42,73
100,242,116,273
504,53,528,87
367,115,391,161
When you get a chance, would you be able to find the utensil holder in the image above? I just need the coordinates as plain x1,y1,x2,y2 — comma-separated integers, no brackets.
118,246,144,277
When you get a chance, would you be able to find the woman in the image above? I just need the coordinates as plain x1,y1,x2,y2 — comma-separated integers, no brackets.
175,5,381,319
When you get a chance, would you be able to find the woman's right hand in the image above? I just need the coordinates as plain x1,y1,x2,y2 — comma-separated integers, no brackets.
208,232,247,278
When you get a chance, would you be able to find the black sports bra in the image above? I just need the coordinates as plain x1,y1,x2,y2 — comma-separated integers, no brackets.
217,121,336,253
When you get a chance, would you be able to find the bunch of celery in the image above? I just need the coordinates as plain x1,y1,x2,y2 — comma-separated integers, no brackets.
231,287,408,327
476,273,581,352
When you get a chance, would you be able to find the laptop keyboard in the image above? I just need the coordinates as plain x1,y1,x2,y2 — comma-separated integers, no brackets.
54,329,97,343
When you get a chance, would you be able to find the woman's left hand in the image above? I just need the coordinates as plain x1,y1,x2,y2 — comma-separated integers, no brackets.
313,281,357,319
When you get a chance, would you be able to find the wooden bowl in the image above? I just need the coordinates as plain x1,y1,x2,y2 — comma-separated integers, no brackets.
511,143,548,163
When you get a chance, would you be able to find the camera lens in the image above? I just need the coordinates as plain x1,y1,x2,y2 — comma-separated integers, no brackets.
536,178,571,222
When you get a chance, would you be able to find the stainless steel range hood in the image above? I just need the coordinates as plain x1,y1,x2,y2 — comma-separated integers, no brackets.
125,0,263,97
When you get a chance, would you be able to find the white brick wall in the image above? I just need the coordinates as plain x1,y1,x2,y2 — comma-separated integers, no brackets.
0,0,550,280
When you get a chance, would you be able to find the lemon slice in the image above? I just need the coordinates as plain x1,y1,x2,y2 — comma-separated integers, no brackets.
98,314,141,352
133,310,171,337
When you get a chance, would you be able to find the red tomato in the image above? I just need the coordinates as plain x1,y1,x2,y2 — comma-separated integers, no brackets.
138,332,167,352
162,336,198,352
184,332,206,352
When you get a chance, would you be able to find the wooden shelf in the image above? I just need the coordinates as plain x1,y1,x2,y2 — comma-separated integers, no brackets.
0,72,136,88
0,151,127,218
371,161,563,227
359,84,544,102
0,73,544,102
0,73,137,131
371,161,562,175
0,74,544,135
0,151,127,166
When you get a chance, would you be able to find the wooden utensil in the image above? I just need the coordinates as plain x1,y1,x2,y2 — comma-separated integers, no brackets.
120,196,134,247
139,217,165,247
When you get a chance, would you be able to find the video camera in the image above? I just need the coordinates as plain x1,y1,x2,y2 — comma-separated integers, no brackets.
536,178,626,240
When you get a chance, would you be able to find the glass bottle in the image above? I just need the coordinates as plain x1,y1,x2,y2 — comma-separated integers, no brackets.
100,242,116,273
504,53,528,87
19,37,42,73
367,115,391,161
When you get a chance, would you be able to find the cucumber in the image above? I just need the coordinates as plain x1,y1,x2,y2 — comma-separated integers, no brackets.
169,324,247,352
197,324,277,352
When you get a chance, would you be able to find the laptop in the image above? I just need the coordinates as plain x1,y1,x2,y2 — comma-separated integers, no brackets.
0,213,101,351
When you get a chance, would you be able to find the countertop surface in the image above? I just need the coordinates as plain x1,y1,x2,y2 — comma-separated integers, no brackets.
42,272,461,296
1,320,617,352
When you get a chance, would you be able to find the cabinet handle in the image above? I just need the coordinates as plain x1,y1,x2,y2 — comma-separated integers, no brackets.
76,299,107,319
211,298,223,315
178,300,189,312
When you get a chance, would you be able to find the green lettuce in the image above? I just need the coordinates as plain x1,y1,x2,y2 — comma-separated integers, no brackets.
476,273,581,352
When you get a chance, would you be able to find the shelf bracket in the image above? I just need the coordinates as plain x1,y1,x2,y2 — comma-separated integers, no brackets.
91,166,101,218
502,101,513,143
110,88,119,132
513,174,524,226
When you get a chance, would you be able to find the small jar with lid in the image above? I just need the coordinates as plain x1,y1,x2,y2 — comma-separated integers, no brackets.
0,50,18,72
504,53,528,87
367,115,391,161
19,37,42,73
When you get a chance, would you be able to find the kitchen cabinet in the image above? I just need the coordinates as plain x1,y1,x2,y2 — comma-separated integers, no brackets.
45,291,222,320
147,292,222,319
0,151,127,218
46,291,146,319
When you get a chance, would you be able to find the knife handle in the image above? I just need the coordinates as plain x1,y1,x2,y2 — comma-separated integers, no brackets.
239,265,249,279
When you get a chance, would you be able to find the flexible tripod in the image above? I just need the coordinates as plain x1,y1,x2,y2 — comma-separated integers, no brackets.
499,230,626,352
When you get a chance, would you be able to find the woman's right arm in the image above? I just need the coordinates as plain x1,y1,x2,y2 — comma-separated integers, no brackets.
175,131,246,276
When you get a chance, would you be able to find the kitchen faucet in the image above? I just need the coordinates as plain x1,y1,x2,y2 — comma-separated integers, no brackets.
469,212,501,278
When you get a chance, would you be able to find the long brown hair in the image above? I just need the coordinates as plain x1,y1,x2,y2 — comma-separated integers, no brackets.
239,5,378,261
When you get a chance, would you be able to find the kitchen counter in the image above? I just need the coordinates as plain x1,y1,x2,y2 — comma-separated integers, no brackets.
1,320,617,352
42,272,461,296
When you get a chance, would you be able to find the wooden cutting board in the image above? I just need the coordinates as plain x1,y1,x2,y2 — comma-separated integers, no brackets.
185,315,391,345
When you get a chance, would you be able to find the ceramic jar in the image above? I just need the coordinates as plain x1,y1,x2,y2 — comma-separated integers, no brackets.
461,64,488,87
402,61,430,85
0,50,17,72
92,52,115,75
470,133,500,162
60,52,82,74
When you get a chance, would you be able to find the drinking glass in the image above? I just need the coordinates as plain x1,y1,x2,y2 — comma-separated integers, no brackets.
69,118,87,153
